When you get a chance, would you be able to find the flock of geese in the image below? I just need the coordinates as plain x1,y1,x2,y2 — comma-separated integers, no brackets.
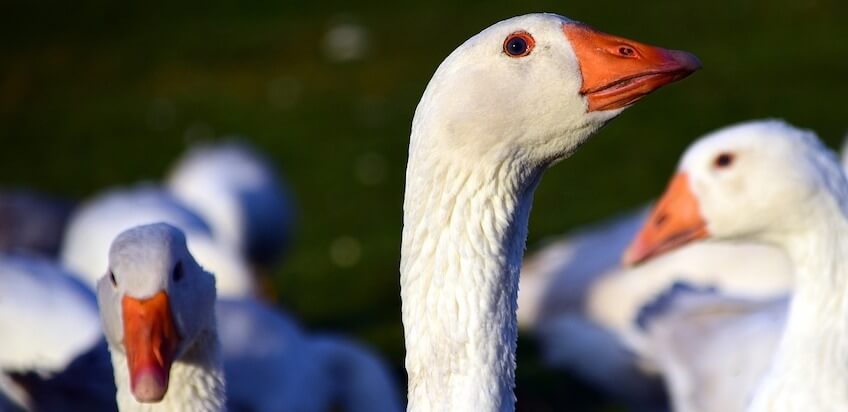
2,11,845,412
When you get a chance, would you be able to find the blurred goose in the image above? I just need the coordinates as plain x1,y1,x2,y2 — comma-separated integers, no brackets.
400,12,699,411
0,254,115,411
93,223,398,411
96,223,225,411
625,120,848,411
524,216,792,407
166,141,294,268
61,185,257,298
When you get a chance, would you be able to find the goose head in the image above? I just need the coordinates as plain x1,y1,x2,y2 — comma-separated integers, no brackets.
96,223,217,403
623,120,848,265
411,13,701,166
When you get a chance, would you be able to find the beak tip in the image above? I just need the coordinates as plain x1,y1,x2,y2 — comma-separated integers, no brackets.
621,246,642,267
672,50,703,74
131,366,169,403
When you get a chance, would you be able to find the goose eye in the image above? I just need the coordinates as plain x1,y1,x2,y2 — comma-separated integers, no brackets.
109,271,117,287
618,46,636,57
714,152,735,168
503,32,534,57
173,261,184,282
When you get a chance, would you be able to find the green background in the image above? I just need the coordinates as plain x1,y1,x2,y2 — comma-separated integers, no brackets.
3,1,847,409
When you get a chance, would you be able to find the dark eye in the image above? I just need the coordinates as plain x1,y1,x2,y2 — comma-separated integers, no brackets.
109,271,117,287
618,46,636,57
503,32,535,57
714,152,735,168
173,261,184,282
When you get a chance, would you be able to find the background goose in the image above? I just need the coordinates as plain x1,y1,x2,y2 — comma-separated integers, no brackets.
62,185,257,298
520,122,848,407
0,254,115,412
625,119,848,411
97,223,225,411
400,12,699,411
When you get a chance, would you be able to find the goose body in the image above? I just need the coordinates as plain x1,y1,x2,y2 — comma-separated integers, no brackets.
218,299,401,412
97,223,225,411
400,13,699,411
625,120,848,411
0,254,115,411
62,185,257,298
637,286,785,412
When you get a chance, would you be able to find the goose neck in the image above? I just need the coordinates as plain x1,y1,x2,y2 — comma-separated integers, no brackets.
401,150,543,412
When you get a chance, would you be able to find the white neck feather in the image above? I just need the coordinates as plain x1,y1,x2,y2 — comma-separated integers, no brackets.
111,328,226,412
401,146,543,412
750,205,848,411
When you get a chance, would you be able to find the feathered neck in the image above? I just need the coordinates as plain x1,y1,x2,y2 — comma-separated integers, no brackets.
401,144,543,412
749,197,848,411
111,326,226,412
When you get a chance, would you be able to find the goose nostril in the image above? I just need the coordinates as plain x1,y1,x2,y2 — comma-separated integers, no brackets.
655,213,668,227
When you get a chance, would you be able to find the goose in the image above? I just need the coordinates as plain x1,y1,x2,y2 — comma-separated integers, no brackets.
624,119,848,411
166,141,295,269
400,12,700,411
96,223,226,411
64,190,398,411
520,126,848,332
520,209,792,408
92,223,399,411
62,185,257,298
0,253,115,411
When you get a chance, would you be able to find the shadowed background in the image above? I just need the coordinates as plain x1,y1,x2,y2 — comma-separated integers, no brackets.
2,1,847,410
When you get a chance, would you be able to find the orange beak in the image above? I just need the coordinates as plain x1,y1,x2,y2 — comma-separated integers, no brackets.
623,173,709,265
122,291,180,403
563,23,702,112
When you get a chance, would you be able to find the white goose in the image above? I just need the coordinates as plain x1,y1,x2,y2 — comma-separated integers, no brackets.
63,189,397,410
96,223,225,411
520,201,792,408
625,119,848,411
62,185,257,298
0,254,115,411
400,12,700,411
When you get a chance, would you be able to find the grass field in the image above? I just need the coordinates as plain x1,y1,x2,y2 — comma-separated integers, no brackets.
2,1,847,409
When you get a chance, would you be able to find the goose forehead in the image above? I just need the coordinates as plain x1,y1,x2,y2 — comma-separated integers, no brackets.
108,224,186,297
470,13,573,48
680,120,810,172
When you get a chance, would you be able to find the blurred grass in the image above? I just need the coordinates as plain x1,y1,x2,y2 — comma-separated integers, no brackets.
2,0,847,409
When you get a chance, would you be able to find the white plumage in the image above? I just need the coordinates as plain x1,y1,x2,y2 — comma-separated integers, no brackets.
0,254,115,411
